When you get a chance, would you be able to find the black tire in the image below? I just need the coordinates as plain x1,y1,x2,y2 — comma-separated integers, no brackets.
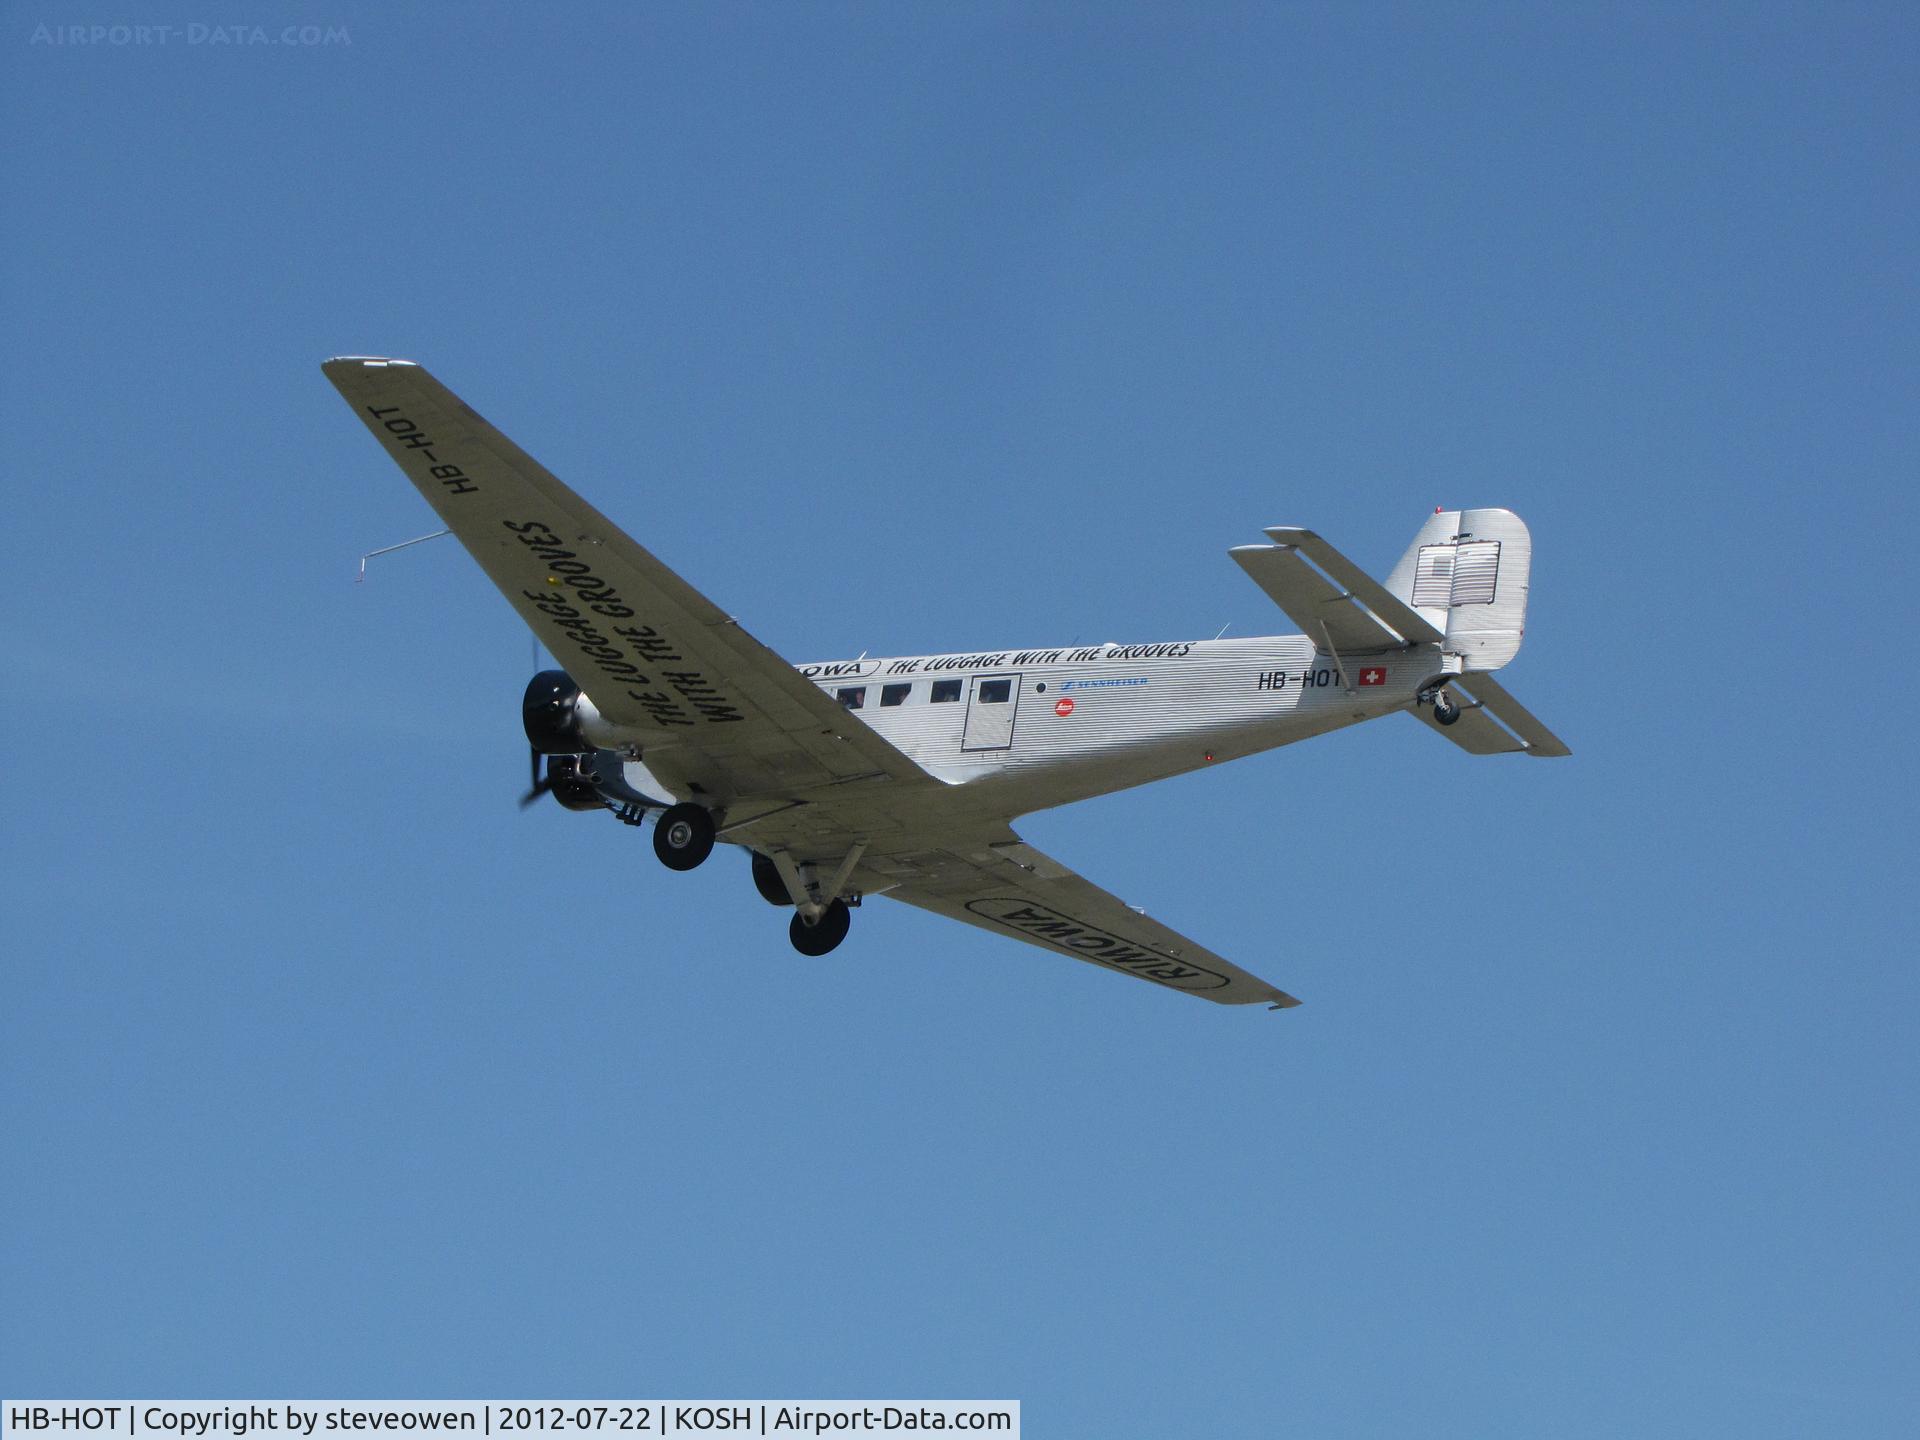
1434,693,1462,727
751,852,793,906
789,899,850,956
653,803,715,871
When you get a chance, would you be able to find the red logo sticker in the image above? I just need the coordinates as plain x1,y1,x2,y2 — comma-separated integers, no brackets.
1054,697,1075,716
1358,667,1387,686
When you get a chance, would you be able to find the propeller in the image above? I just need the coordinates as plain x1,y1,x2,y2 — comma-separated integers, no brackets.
520,635,553,809
519,746,552,809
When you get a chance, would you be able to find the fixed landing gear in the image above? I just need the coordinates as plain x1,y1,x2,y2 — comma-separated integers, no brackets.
653,803,716,870
652,817,858,954
747,845,862,954
1418,679,1464,727
789,899,851,956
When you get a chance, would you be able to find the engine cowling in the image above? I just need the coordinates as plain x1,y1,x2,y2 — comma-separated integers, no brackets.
524,669,589,754
523,669,654,754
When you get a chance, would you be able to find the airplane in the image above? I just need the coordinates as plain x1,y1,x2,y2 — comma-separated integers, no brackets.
324,357,1568,1011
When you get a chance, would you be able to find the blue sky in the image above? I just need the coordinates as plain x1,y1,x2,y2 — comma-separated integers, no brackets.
3,3,1915,1434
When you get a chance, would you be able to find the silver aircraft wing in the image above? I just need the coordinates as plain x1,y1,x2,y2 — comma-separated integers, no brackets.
323,357,933,805
868,827,1300,1007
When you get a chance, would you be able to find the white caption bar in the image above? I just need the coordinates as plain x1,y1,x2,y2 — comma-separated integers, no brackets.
3,1405,1017,1440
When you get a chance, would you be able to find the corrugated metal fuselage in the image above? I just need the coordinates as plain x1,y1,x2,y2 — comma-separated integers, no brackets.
800,634,1436,814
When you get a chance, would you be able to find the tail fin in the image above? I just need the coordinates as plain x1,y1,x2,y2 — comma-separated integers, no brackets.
1384,508,1532,671
1227,506,1569,757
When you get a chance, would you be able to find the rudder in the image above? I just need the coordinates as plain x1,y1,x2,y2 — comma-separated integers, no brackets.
1384,507,1532,671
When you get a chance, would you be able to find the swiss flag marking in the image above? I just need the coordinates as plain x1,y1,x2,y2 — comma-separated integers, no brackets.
1054,697,1075,716
1358,667,1387,687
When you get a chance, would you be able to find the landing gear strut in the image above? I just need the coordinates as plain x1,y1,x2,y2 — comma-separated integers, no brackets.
653,803,716,871
1419,679,1464,727
790,899,851,956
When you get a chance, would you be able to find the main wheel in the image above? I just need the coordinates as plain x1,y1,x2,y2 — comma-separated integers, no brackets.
1434,692,1462,727
653,803,716,871
751,851,793,906
789,899,850,956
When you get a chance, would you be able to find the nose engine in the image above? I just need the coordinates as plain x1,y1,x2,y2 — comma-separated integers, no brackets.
539,753,605,812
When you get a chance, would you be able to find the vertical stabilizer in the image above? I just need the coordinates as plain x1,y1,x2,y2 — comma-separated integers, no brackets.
1384,507,1533,671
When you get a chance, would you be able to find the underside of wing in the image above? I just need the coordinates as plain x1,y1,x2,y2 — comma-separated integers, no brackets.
323,357,932,804
870,828,1300,1007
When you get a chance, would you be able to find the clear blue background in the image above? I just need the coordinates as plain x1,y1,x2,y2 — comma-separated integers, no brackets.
4,4,1915,1435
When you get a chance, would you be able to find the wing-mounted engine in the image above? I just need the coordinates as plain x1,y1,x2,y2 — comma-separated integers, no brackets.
518,670,675,816
523,668,657,754
523,669,589,754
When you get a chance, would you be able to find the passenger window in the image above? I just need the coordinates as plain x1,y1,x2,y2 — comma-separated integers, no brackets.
930,680,961,703
978,678,1012,704
880,683,911,707
836,686,866,710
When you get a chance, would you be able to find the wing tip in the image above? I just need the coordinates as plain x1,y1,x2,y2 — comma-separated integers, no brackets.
321,354,419,375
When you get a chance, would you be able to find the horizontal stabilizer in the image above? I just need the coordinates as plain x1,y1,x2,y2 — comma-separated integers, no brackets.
1415,671,1570,758
1231,529,1443,653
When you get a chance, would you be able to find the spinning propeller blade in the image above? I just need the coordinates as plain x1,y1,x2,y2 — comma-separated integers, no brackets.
518,747,551,809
